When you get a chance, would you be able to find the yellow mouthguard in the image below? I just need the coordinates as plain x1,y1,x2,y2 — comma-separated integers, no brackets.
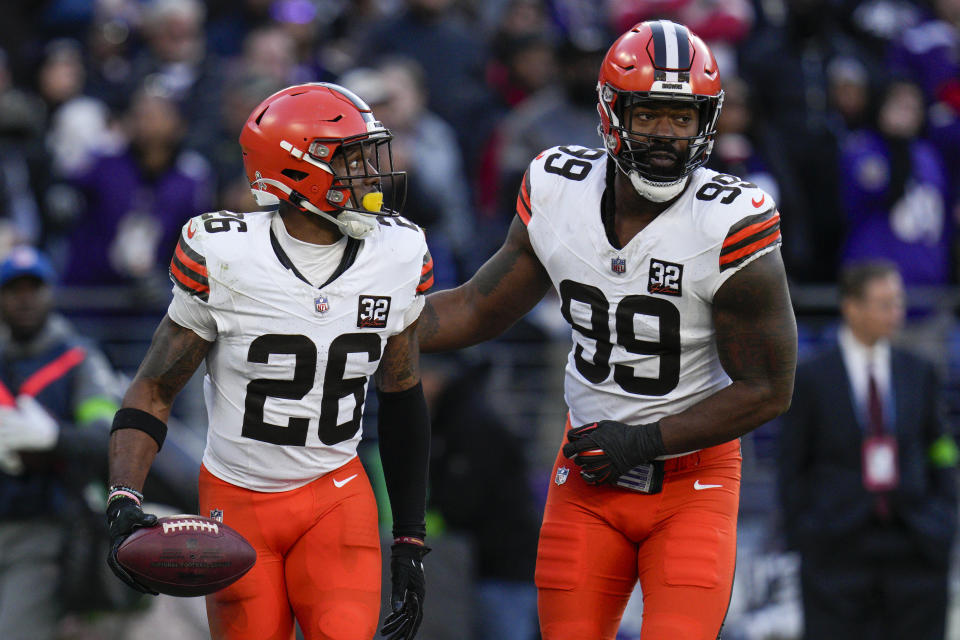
362,192,384,212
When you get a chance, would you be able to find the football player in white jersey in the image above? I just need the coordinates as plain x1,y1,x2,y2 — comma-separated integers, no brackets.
417,21,797,640
105,83,434,640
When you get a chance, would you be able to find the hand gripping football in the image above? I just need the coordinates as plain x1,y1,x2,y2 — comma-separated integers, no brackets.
117,514,256,597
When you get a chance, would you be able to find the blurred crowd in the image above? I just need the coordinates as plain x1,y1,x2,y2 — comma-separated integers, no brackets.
0,0,957,296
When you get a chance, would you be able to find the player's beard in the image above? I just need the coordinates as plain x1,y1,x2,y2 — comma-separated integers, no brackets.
619,138,690,202
637,141,685,182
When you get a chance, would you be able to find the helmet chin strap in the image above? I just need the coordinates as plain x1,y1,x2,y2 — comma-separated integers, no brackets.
250,178,378,239
626,171,689,203
301,200,377,239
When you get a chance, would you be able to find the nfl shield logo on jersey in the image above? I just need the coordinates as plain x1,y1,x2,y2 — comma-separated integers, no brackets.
209,509,224,523
555,466,570,486
611,257,626,274
315,295,330,314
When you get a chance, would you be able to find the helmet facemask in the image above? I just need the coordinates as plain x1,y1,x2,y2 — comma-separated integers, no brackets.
600,84,723,202
314,129,407,217
605,87,722,180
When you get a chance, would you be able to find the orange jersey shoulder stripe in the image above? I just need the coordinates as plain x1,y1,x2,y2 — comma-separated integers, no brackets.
719,229,781,268
171,232,209,299
175,241,208,278
417,251,434,294
516,170,532,225
722,212,780,249
516,193,532,225
416,273,435,294
177,234,207,268
420,256,434,276
170,261,210,298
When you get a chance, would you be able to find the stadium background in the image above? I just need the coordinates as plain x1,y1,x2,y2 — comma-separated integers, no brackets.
1,0,958,638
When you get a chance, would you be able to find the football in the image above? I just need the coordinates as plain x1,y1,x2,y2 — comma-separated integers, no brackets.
117,514,256,597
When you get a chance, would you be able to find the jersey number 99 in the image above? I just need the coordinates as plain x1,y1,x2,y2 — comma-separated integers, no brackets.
560,280,680,396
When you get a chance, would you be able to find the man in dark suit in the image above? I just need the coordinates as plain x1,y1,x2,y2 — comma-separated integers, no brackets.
778,259,958,639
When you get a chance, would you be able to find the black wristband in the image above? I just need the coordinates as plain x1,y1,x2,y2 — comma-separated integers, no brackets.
635,421,667,460
111,408,167,450
377,382,430,540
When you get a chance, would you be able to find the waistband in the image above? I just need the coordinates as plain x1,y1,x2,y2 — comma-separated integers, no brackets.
660,439,741,472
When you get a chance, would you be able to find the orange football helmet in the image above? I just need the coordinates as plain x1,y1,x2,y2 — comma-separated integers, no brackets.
239,82,405,238
598,20,723,201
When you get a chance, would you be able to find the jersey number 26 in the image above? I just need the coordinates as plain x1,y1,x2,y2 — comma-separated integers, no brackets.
242,333,380,446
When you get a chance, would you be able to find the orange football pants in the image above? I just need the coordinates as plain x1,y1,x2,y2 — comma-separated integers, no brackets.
536,422,742,640
198,456,381,640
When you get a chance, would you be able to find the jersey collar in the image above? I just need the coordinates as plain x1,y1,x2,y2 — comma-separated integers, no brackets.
268,226,362,289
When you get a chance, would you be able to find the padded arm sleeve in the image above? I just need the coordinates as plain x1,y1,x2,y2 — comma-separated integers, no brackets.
377,382,430,540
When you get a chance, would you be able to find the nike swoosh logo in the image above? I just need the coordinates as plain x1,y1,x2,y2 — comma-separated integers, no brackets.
694,480,722,490
186,220,197,238
751,195,765,208
333,474,358,488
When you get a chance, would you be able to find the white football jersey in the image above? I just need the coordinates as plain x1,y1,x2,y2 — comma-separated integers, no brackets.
168,210,432,491
520,146,781,445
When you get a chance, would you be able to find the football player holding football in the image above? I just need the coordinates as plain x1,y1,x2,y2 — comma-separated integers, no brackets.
106,83,433,640
417,21,798,639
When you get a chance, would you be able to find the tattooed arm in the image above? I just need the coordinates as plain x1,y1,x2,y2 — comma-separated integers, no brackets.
417,217,552,353
658,250,797,454
376,320,421,392
109,316,212,489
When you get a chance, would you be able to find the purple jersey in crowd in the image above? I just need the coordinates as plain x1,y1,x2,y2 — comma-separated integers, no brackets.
840,131,950,285
64,148,213,286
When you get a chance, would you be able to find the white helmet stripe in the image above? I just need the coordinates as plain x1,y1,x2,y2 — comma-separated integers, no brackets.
662,21,679,69
647,20,692,84
661,21,681,82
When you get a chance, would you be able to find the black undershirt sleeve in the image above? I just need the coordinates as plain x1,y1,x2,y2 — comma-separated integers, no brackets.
377,382,430,540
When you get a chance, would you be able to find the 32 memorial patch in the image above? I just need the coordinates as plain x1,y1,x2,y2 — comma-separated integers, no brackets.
357,295,391,328
648,259,683,296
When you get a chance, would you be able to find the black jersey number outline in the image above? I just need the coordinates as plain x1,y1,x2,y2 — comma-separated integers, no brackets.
543,146,604,181
242,333,381,446
695,174,758,205
202,211,248,233
559,280,680,396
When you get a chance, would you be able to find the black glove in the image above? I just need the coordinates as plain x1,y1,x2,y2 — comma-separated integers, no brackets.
380,542,430,640
562,420,666,485
106,496,160,595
